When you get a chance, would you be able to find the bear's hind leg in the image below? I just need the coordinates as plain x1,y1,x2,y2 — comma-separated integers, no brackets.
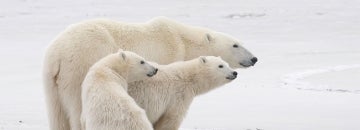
45,86,71,130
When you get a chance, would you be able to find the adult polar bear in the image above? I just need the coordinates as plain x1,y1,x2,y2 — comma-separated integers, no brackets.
43,16,257,130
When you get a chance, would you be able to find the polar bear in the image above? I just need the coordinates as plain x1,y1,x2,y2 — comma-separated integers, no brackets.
43,17,257,130
81,50,157,130
128,56,237,130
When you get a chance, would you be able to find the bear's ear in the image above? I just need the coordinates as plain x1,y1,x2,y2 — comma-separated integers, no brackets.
206,33,213,43
119,52,126,60
199,56,207,64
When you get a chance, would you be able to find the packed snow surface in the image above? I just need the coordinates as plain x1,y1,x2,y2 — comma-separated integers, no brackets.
0,0,359,130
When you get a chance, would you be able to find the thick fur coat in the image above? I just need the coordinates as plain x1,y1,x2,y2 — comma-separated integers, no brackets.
81,50,157,130
43,17,255,130
128,56,238,130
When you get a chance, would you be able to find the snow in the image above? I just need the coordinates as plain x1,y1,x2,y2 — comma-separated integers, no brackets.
1,0,360,130
281,64,360,93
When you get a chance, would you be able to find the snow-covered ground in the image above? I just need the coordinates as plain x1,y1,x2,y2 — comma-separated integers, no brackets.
1,0,360,130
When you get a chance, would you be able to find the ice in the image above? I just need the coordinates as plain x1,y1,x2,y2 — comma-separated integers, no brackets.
1,0,359,130
281,64,360,93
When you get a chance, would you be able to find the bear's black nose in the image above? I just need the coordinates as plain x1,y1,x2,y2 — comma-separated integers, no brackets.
232,71,237,76
251,57,258,64
154,68,158,74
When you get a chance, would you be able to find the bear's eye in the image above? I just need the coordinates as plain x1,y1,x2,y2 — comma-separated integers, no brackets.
218,65,223,68
140,60,145,64
233,44,238,48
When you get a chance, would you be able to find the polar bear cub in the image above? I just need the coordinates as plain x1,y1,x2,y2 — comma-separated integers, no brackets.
81,50,158,130
128,56,238,130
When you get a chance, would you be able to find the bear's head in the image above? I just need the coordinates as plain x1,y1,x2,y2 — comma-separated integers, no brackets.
150,16,257,69
117,50,158,82
204,32,257,69
197,56,237,85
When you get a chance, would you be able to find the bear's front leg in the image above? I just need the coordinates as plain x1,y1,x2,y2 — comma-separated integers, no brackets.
154,97,193,130
154,111,184,130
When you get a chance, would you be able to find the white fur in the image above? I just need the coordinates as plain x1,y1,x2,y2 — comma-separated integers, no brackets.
128,56,237,130
43,17,255,130
81,50,156,130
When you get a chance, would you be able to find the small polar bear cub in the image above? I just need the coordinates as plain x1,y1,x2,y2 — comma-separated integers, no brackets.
81,50,158,130
128,56,238,130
